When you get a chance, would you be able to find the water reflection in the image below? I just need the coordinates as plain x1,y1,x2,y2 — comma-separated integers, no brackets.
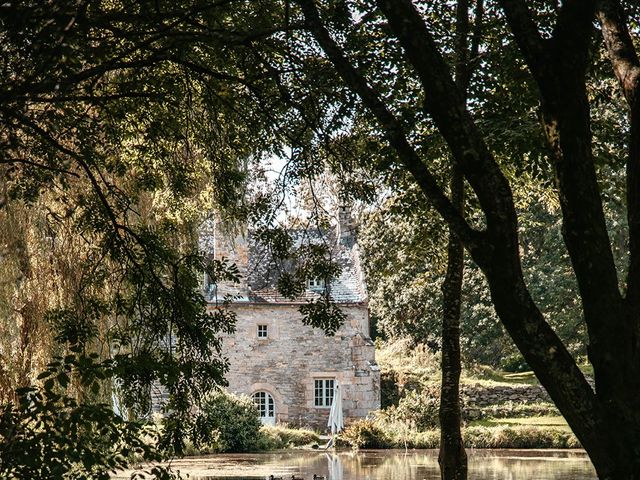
117,450,596,480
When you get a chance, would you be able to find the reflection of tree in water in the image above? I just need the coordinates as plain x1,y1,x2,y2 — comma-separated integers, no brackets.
467,454,596,480
131,451,595,479
350,451,440,480
302,451,594,480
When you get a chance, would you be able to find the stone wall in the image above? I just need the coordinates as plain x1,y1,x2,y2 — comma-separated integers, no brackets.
462,383,552,407
217,303,381,430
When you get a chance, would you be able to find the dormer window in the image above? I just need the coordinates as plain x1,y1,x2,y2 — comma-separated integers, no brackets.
257,324,268,338
308,277,325,291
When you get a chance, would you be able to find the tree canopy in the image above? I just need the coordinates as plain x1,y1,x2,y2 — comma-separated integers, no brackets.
2,0,640,478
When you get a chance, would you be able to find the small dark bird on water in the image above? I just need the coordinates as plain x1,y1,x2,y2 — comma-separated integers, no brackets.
313,475,326,480
269,476,283,480
291,475,304,480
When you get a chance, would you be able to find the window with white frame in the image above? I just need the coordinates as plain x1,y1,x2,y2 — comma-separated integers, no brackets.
308,277,325,290
252,391,275,419
314,378,335,407
257,324,268,338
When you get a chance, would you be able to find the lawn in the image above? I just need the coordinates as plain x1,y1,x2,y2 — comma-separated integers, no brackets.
470,415,573,432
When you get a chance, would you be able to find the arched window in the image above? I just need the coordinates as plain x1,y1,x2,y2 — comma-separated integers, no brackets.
252,391,275,425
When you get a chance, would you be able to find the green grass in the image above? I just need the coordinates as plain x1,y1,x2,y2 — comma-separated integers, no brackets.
461,366,540,386
462,364,594,387
471,415,572,432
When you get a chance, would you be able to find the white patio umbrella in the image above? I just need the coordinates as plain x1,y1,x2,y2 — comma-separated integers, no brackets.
327,383,344,435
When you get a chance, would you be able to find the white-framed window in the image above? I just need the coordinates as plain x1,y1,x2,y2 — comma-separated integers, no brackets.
252,391,275,425
314,378,335,407
308,277,325,290
257,324,268,338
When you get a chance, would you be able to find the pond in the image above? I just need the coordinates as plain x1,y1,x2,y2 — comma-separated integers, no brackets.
117,449,597,479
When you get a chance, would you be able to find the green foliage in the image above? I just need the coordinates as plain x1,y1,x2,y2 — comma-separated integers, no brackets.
338,421,580,450
500,353,530,373
0,352,174,479
376,339,440,380
255,425,321,450
463,426,580,450
299,297,347,335
360,182,602,366
476,402,559,420
184,424,320,454
380,371,402,409
190,390,262,453
380,389,441,431
337,419,393,449
1,1,253,474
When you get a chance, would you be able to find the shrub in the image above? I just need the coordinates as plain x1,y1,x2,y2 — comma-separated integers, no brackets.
380,371,401,408
338,422,581,450
381,389,440,431
256,425,320,450
408,430,440,449
191,390,261,452
500,353,530,373
337,419,394,449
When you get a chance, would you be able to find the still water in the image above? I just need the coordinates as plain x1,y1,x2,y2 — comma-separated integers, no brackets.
125,449,596,480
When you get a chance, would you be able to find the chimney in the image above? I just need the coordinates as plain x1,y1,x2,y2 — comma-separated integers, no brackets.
201,214,250,301
337,204,355,246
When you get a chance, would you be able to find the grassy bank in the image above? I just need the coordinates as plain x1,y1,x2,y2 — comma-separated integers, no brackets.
361,339,582,450
337,418,580,450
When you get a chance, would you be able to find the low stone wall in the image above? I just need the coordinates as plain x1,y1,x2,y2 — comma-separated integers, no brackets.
461,384,551,407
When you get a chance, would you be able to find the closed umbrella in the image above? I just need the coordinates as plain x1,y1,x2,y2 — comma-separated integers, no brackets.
327,383,344,435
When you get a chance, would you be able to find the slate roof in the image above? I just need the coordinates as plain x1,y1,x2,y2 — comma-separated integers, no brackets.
246,228,367,304
200,218,367,305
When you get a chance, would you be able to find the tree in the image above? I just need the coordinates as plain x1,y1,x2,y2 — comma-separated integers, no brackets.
287,1,640,477
0,1,256,475
438,1,482,477
4,0,640,477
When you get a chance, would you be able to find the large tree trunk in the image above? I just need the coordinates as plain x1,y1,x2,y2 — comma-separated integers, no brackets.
438,1,481,477
297,0,640,476
438,166,466,480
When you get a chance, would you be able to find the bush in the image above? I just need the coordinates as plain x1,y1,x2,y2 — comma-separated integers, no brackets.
337,421,581,450
380,371,401,408
380,389,440,430
256,425,320,450
337,419,394,449
191,390,261,452
500,353,530,373
408,430,440,449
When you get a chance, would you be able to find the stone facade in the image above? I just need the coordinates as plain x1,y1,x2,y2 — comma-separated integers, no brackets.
218,303,379,428
202,214,381,429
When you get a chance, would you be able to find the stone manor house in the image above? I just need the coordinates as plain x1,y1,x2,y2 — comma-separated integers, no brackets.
200,210,380,429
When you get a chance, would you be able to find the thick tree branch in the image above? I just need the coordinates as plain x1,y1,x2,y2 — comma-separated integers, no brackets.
295,1,612,466
376,0,517,248
304,0,623,470
496,0,550,92
597,0,640,320
295,0,482,255
502,0,624,349
0,158,80,178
